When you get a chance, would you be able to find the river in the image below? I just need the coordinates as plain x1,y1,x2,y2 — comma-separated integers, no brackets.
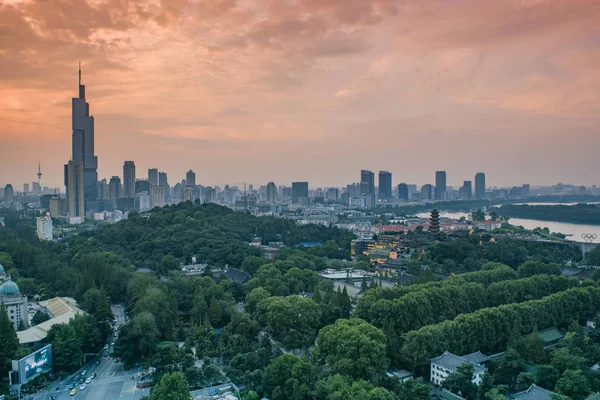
415,210,600,243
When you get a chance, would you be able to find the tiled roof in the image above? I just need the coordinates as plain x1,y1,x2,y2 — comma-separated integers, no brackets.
430,351,486,375
511,384,555,400
462,351,491,365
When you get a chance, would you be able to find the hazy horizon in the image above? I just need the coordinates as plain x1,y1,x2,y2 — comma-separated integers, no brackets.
1,0,599,188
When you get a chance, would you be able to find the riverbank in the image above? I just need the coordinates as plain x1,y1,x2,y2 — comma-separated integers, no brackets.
496,203,600,225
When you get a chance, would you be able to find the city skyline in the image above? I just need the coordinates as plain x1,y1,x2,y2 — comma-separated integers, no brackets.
1,0,600,188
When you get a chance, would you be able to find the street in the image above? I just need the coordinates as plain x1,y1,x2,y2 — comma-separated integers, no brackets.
29,305,150,400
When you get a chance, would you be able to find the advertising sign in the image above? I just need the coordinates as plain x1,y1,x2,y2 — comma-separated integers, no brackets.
11,344,53,384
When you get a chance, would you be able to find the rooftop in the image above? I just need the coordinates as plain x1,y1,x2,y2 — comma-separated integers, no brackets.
511,384,556,400
430,351,486,375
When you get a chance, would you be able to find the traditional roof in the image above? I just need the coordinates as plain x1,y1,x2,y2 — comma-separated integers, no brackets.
430,351,486,375
462,351,491,365
534,327,564,344
511,384,555,400
223,268,251,284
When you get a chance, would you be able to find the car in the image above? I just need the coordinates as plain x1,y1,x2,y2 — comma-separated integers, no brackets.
67,383,74,390
70,389,77,396
55,386,61,391
91,372,97,379
103,344,109,350
115,357,121,363
85,377,92,384
111,342,115,346
81,369,87,376
79,384,87,390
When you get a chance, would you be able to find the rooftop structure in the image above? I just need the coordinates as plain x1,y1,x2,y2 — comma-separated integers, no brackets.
511,384,556,400
0,280,28,331
430,351,488,386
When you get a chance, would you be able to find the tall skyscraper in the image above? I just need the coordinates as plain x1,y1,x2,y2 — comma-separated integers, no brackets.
65,160,85,218
23,183,29,195
475,172,486,200
186,170,196,186
360,170,375,194
378,171,392,200
435,171,447,200
398,183,409,202
109,176,121,204
98,178,109,200
3,184,14,203
123,161,136,198
159,172,169,202
421,184,433,200
150,186,165,208
148,168,159,187
135,179,150,194
65,63,98,210
291,182,308,204
266,182,277,203
461,181,472,200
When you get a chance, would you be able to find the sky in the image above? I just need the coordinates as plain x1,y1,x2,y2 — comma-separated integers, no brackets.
1,0,599,189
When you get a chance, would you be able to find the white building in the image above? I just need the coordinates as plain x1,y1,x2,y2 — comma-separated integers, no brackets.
135,192,150,212
150,186,165,208
0,280,29,331
36,216,53,241
430,351,489,386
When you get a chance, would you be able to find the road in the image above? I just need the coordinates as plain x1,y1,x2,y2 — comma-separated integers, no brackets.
30,305,150,400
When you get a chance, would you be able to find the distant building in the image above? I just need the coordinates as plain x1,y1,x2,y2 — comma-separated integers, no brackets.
3,184,14,203
430,351,489,386
135,179,150,194
397,183,409,202
378,171,392,200
461,181,472,200
150,186,165,208
475,172,486,200
23,184,29,195
98,178,108,200
49,197,67,217
326,188,339,202
511,384,557,400
522,184,531,197
134,192,150,212
292,182,309,204
204,187,217,203
186,170,196,186
148,168,159,187
108,176,121,204
266,182,277,203
421,184,433,200
430,209,440,234
0,280,29,331
36,216,53,241
159,172,169,202
122,161,136,198
435,171,446,200
361,170,375,195
65,160,85,219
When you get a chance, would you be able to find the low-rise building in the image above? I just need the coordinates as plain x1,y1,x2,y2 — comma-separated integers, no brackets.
430,351,489,386
0,280,29,331
511,384,556,399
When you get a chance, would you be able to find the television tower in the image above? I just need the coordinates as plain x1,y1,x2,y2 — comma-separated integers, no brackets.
37,162,42,187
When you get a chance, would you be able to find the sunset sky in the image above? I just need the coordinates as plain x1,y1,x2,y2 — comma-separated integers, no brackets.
1,0,599,189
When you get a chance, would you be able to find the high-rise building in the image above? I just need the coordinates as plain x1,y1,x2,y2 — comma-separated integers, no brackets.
522,184,531,197
49,197,67,217
398,183,409,202
36,216,53,241
159,172,169,202
435,171,447,200
204,187,217,204
378,171,392,200
186,170,196,186
475,172,486,200
134,192,150,212
32,182,41,196
291,182,309,204
360,170,375,194
98,178,108,200
109,176,121,204
23,184,29,195
66,63,98,211
266,182,277,203
135,179,150,194
421,184,433,200
65,160,85,218
3,184,14,203
461,181,472,200
123,161,136,198
150,186,165,208
148,168,159,187
326,188,339,202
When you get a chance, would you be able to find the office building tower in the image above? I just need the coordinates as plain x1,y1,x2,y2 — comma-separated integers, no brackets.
435,171,447,200
204,187,217,204
135,179,150,194
134,192,150,212
66,63,98,211
522,184,531,197
150,186,165,208
421,184,433,200
461,181,472,200
3,184,14,203
475,172,486,200
398,183,409,202
148,168,159,187
291,182,309,204
109,176,121,204
378,171,392,200
65,160,85,218
360,170,375,194
122,161,136,197
266,182,277,203
158,172,169,202
36,216,53,241
32,182,41,196
186,170,196,186
97,178,107,200
23,184,29,195
49,197,67,217
326,188,339,202
346,183,361,199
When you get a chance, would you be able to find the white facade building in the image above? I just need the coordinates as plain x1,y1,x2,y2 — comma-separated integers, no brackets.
0,280,29,331
36,216,53,241
430,351,489,386
135,192,150,212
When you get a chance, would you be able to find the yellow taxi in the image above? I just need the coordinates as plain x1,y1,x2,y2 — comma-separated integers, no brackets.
70,388,77,396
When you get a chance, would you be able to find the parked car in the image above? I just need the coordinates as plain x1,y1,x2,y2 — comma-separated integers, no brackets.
79,384,87,390
70,389,77,396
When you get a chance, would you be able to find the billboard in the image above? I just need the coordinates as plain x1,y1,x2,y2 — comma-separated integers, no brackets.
11,344,52,384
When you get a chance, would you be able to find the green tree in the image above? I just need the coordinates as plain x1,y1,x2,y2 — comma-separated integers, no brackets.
149,371,190,400
442,363,477,399
0,304,19,391
82,288,113,323
515,372,535,391
208,296,223,327
31,310,50,325
471,210,486,221
47,323,83,373
534,364,560,390
315,318,388,383
585,247,600,266
554,369,591,400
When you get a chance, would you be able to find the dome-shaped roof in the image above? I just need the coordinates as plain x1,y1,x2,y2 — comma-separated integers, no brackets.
0,281,19,295
0,264,4,274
